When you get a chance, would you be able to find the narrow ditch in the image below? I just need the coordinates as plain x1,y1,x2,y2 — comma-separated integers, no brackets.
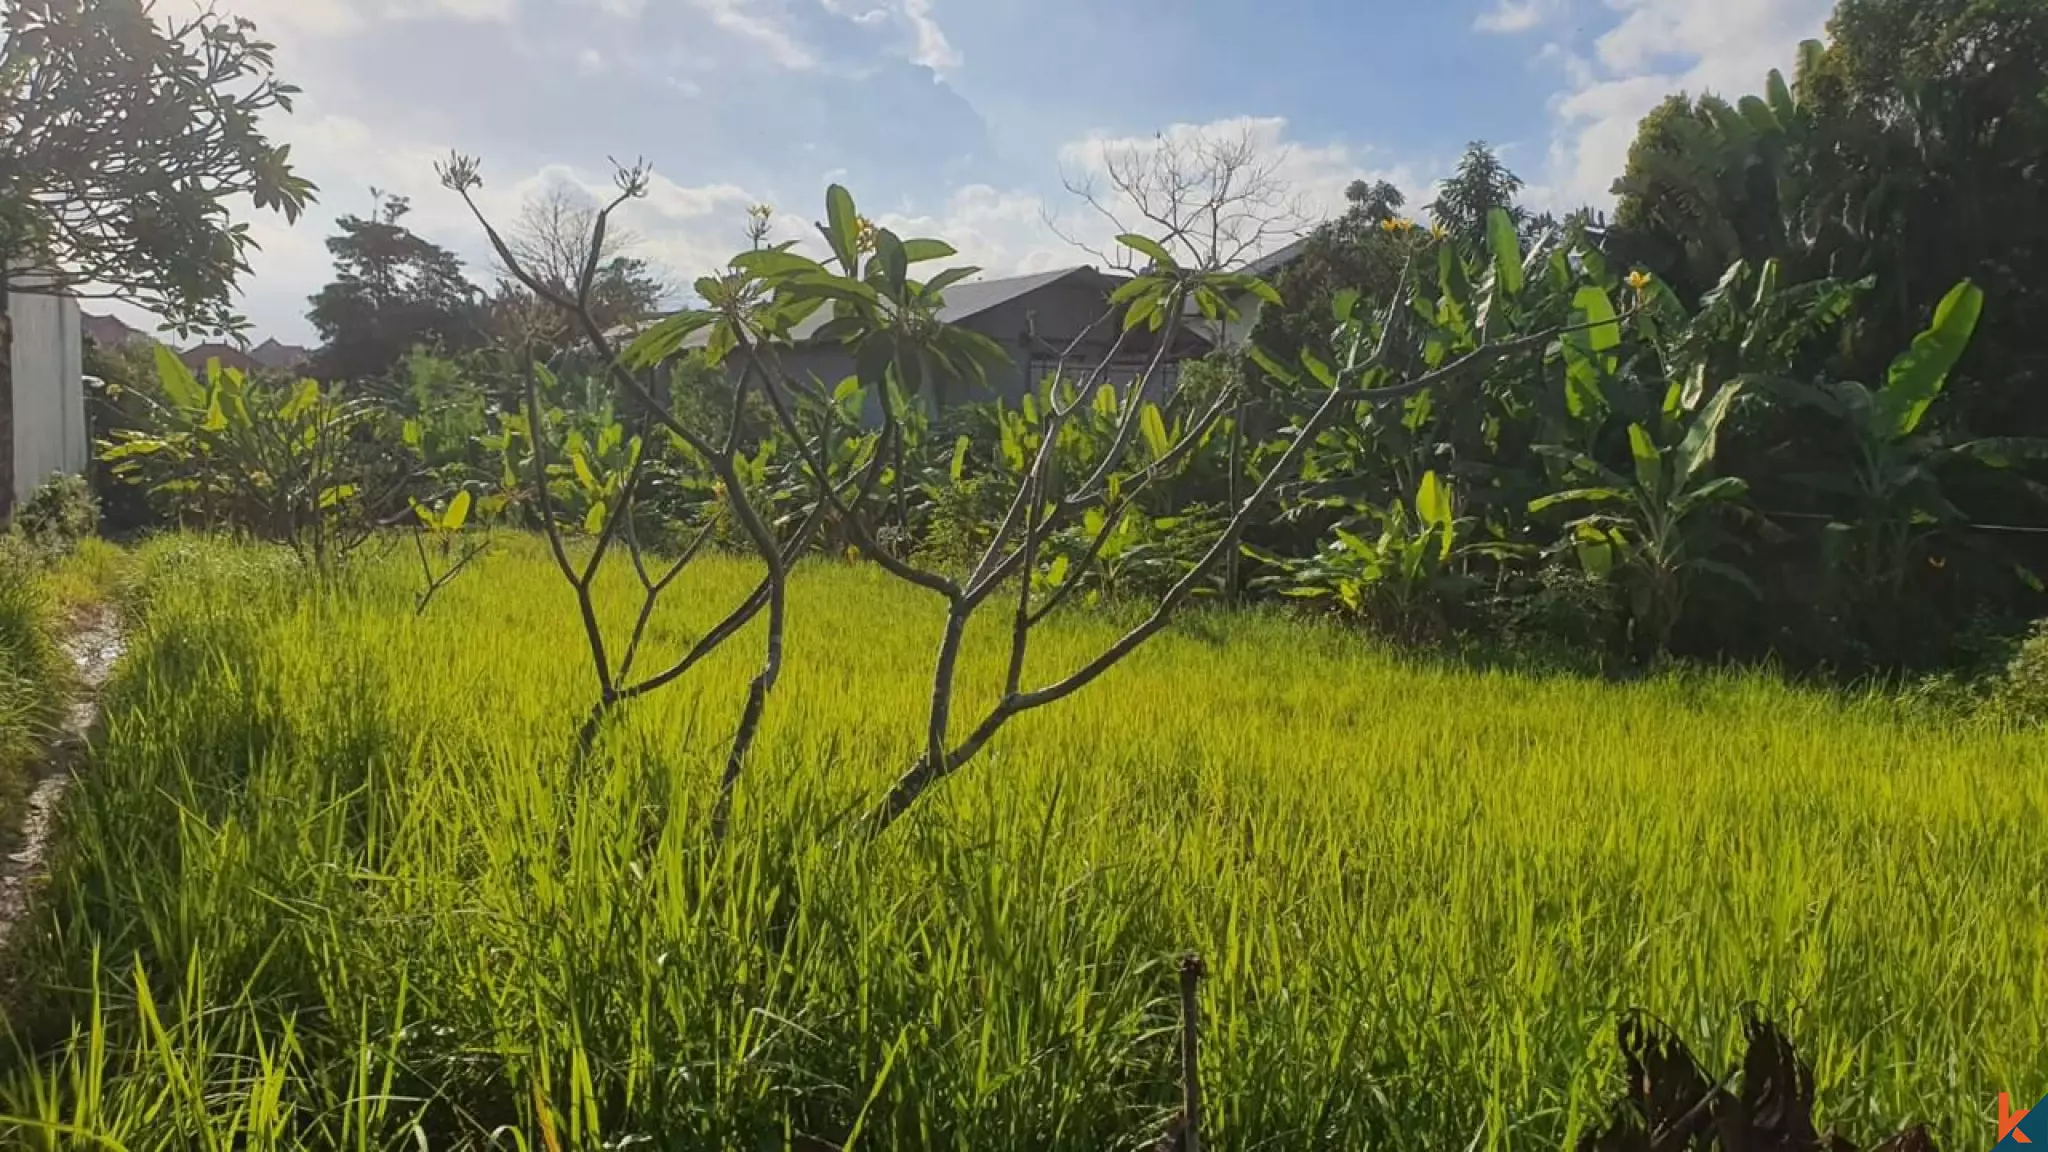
0,609,124,957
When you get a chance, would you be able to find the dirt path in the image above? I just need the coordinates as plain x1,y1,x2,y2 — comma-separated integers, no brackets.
0,609,124,957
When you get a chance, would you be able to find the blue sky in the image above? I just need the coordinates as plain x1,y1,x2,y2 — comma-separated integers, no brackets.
146,0,1838,343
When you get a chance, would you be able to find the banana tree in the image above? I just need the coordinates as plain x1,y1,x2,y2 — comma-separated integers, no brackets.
1771,281,2041,602
1251,470,1528,641
1531,382,1754,662
100,349,407,565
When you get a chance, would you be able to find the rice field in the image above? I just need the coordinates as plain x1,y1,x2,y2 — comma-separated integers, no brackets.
2,534,2044,1150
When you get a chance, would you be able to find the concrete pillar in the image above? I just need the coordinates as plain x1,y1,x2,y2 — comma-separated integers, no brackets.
5,273,87,512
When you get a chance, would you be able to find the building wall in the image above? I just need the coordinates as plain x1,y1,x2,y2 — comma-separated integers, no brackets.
964,277,1133,403
7,285,86,510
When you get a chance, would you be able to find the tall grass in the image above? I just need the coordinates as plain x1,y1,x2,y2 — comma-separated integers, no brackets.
0,539,66,846
3,534,2044,1150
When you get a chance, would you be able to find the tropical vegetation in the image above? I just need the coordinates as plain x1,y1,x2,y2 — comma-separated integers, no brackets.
2,0,2047,1146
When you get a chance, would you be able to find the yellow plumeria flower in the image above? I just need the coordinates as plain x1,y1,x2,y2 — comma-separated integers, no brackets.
1380,218,1401,234
855,215,878,253
1626,270,1653,293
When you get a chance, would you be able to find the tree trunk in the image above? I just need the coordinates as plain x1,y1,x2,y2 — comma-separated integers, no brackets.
868,751,940,837
1223,399,1244,604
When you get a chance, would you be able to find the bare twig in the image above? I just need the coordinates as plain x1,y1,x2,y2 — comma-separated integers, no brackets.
1054,124,1311,274
1178,954,1206,1152
413,529,490,617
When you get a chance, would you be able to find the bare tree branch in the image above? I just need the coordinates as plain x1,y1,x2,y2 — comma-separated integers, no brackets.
1054,125,1313,274
443,154,805,840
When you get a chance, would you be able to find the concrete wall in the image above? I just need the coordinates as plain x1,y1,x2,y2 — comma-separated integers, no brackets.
965,277,1129,403
7,283,87,509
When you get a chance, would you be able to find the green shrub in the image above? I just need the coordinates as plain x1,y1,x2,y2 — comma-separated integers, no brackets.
10,473,100,554
1985,619,2048,726
911,474,1013,577
100,351,397,565
1490,563,1625,667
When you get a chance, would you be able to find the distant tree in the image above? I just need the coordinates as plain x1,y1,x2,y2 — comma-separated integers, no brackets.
1251,179,1411,367
1609,0,2048,428
1427,142,1527,246
308,192,481,382
1056,123,1312,273
485,183,671,350
0,0,314,331
1345,179,1407,225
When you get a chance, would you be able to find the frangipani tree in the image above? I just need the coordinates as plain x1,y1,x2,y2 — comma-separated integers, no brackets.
628,187,1630,833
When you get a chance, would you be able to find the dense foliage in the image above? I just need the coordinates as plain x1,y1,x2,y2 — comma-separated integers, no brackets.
0,0,314,334
308,194,484,383
1608,0,2048,485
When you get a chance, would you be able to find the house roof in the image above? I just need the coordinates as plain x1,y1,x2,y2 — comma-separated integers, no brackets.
179,343,258,372
683,266,1114,349
249,338,312,370
784,266,1104,343
81,312,151,348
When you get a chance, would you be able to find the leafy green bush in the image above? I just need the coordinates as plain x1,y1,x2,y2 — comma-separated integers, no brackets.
1250,471,1520,643
912,473,1013,576
100,351,404,565
1984,619,2048,726
1041,502,1227,606
1483,563,1625,673
10,473,100,554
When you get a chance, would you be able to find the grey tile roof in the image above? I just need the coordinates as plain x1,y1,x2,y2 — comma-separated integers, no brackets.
679,266,1106,348
785,265,1099,342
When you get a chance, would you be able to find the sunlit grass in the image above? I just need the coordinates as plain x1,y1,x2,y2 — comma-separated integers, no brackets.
36,539,132,622
2,534,2044,1150
0,541,68,848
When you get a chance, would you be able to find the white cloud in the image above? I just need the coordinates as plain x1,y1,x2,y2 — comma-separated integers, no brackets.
131,8,1423,345
94,94,769,341
1533,0,1834,210
866,186,1066,276
819,0,962,71
652,116,1422,296
181,0,514,39
1475,0,1560,35
689,0,818,69
898,0,961,71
